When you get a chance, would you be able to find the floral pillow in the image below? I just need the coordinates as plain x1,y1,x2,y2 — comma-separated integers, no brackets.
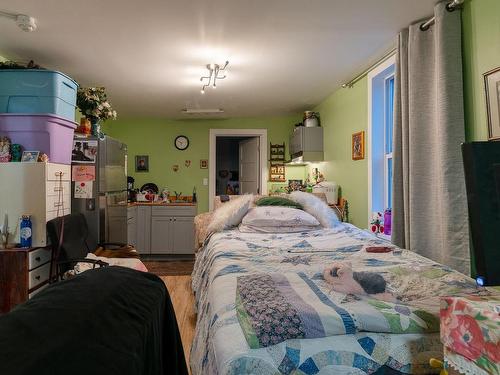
241,206,320,228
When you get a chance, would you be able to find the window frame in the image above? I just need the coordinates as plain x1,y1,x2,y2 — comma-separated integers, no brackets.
367,54,396,225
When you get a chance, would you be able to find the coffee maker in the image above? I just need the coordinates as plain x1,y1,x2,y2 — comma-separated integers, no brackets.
127,176,136,202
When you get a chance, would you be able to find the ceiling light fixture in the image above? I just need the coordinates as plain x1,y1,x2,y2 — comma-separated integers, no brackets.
0,11,37,32
200,61,228,94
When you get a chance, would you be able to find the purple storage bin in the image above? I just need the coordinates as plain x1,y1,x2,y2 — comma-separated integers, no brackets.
0,114,77,164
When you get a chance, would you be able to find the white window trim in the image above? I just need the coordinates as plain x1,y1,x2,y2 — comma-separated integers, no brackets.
209,129,268,211
367,54,396,223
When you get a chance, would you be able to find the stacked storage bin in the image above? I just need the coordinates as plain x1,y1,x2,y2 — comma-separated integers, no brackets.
0,69,78,164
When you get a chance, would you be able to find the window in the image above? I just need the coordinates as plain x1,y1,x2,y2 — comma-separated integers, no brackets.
368,56,395,221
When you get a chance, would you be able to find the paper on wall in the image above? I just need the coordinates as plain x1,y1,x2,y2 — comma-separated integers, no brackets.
74,181,93,199
72,165,96,181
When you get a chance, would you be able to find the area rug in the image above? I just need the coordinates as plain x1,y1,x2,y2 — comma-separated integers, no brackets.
143,260,195,276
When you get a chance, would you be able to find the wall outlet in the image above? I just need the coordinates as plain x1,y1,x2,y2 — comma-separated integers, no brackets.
203,178,208,186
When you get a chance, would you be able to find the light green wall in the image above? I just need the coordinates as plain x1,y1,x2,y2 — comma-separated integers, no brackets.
102,116,303,213
462,0,500,141
308,77,369,229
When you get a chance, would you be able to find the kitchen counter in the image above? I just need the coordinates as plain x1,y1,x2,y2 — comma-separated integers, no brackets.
128,202,196,207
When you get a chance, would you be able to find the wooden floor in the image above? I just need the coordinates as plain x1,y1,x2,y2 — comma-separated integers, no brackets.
161,275,197,372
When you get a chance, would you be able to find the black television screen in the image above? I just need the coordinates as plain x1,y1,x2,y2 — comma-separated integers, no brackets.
462,141,500,286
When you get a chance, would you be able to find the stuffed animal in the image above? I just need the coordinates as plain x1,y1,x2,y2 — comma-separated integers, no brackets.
323,261,397,302
0,136,11,162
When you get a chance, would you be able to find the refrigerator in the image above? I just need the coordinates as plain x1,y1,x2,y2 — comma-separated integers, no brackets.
71,135,128,250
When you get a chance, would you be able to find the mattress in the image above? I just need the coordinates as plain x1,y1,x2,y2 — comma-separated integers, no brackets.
190,223,492,374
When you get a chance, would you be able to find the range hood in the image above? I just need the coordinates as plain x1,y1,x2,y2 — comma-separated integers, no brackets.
286,126,324,164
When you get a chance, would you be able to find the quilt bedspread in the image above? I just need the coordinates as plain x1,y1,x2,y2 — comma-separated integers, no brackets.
191,223,491,375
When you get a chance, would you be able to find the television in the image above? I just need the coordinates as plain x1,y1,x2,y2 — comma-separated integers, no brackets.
462,141,500,286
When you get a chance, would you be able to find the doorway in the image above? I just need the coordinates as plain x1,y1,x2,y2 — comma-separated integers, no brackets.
209,129,268,211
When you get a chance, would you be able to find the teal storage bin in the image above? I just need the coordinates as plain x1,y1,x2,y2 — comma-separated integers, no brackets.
0,70,78,121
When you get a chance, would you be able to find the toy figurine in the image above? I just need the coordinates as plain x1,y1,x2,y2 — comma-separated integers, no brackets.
370,211,384,234
0,136,11,162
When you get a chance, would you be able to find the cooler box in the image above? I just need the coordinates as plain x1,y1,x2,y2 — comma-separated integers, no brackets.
0,70,78,121
440,294,500,374
0,114,77,164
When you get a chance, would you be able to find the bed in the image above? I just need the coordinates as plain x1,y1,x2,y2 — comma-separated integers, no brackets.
190,194,493,374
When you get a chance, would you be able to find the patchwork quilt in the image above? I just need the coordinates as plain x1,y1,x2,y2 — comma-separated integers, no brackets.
191,223,493,375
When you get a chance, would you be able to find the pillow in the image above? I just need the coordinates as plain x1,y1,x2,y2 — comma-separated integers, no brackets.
239,224,320,233
207,194,253,233
255,196,303,210
289,191,339,228
241,206,320,227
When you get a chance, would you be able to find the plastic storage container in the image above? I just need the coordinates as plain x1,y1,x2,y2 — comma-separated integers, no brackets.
0,70,78,121
0,114,77,164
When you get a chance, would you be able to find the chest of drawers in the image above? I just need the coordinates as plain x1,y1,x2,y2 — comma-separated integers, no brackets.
0,247,52,313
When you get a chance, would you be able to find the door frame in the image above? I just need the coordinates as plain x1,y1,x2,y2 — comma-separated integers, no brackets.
209,129,268,211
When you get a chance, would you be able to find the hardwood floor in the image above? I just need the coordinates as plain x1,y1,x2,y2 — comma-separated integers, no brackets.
161,275,196,372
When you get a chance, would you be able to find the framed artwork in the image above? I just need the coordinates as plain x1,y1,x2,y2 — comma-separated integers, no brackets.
484,67,500,140
135,155,149,172
21,151,39,162
200,159,208,169
352,131,365,160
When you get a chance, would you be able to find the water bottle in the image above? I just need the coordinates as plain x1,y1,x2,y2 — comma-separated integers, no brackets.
20,215,32,248
383,209,392,236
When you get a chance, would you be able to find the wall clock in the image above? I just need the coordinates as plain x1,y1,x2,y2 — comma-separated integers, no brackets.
174,135,189,150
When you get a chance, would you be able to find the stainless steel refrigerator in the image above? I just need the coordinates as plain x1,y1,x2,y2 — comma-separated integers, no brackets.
71,135,128,250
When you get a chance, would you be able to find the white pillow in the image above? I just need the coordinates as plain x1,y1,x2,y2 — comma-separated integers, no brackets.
289,191,339,228
241,206,320,227
207,194,253,233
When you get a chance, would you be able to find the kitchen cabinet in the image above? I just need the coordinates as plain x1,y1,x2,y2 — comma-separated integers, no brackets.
128,205,195,255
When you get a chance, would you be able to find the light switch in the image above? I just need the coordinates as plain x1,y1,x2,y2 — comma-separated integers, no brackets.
203,178,208,186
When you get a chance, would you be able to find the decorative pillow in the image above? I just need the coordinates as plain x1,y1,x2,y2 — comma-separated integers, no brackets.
289,191,339,228
255,196,303,210
207,194,253,233
241,206,320,228
239,224,321,233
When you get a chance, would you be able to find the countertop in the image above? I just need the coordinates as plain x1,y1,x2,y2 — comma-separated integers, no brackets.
128,202,197,207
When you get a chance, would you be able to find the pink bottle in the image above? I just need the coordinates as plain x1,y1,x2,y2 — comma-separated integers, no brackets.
383,209,392,235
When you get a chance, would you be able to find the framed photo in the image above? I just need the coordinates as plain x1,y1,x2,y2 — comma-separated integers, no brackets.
21,151,39,162
135,155,149,172
484,67,500,140
352,131,365,160
72,140,97,163
200,159,208,169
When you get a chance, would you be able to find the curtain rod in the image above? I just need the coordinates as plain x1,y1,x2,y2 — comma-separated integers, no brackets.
420,0,464,31
342,0,464,89
341,47,396,89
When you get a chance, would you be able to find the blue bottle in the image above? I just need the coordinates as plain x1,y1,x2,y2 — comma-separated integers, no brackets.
20,215,32,248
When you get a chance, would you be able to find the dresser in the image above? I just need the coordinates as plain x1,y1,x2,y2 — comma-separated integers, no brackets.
0,246,52,313
0,162,71,247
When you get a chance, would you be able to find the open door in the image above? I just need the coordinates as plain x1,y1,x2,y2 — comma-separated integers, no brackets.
239,137,260,194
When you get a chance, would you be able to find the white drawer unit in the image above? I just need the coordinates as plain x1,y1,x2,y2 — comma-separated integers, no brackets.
0,162,71,247
28,247,52,270
28,262,51,290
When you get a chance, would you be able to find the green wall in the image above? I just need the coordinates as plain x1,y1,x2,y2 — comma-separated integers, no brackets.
102,116,303,213
308,78,369,229
462,0,500,141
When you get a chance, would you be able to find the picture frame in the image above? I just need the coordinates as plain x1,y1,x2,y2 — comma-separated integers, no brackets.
352,131,365,160
200,159,208,169
135,155,149,172
484,66,500,141
72,140,97,163
21,151,39,163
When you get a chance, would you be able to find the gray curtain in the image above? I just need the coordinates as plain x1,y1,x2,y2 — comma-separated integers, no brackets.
392,2,470,274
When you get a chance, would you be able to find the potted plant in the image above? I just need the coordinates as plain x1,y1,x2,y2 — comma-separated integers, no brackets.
76,87,117,136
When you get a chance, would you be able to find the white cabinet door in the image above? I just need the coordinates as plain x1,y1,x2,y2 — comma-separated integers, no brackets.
136,206,151,254
171,217,195,254
151,216,172,254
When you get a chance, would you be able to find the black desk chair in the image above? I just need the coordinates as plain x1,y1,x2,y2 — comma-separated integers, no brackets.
46,213,125,282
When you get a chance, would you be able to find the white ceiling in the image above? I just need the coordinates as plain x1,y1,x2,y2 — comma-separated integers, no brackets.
0,0,436,118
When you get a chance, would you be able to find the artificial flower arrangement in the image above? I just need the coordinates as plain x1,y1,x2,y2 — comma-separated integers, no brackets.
77,87,117,124
370,211,384,234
